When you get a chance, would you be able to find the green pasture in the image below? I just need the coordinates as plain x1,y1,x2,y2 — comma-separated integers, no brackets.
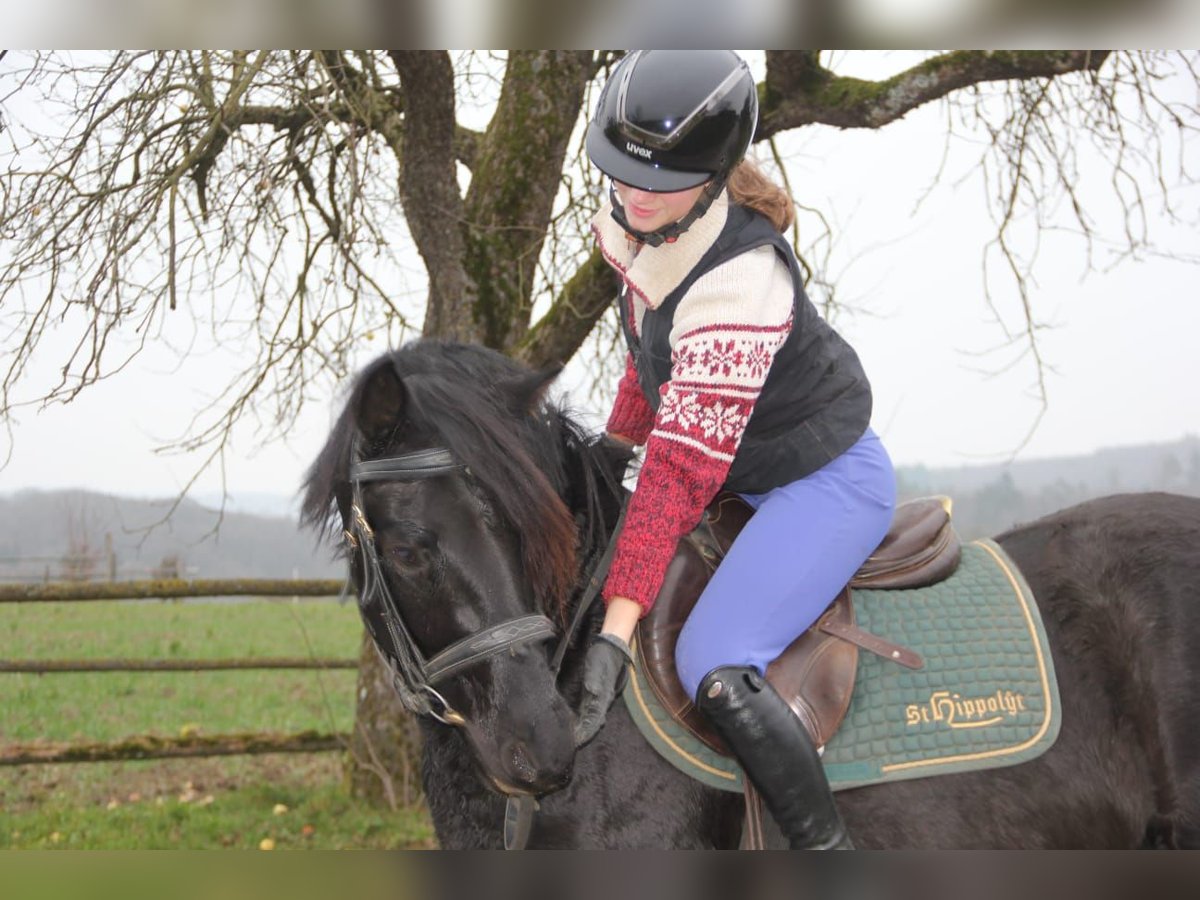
0,598,434,849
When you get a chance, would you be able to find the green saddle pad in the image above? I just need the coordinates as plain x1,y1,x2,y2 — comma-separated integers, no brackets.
623,538,1061,793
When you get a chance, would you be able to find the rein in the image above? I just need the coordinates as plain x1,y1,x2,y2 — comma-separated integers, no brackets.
550,500,627,675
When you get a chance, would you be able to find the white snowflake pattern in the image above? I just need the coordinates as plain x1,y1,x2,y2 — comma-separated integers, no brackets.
659,390,749,447
698,400,748,444
659,391,704,430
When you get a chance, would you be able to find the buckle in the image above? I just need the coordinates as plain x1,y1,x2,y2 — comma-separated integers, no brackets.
422,685,466,727
351,504,374,540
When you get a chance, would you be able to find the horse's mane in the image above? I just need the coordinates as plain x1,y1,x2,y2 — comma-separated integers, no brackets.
302,341,596,619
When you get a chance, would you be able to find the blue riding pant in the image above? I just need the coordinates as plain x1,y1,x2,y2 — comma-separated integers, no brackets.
674,428,897,701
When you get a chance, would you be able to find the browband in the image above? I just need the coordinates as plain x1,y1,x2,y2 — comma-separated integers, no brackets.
351,448,463,483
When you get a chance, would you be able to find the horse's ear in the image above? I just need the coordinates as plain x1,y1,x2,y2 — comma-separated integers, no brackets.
356,360,407,445
502,364,563,415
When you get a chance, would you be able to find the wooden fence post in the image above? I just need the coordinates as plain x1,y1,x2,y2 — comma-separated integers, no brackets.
105,532,117,581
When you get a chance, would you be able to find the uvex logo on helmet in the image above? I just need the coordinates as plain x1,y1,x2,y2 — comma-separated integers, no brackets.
625,142,652,160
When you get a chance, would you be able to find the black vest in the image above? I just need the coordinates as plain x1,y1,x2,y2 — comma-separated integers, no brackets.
618,204,873,494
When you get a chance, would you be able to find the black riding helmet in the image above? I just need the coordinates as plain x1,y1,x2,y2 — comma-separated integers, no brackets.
587,50,758,245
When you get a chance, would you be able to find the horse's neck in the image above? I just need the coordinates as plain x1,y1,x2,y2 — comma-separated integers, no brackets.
418,702,737,849
417,722,508,849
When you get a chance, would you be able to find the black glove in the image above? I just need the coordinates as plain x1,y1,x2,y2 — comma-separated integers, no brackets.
573,632,635,748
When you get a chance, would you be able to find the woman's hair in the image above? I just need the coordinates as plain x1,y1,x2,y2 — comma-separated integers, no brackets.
727,158,795,233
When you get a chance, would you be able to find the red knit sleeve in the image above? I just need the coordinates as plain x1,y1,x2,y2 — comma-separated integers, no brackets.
605,352,654,446
602,407,734,612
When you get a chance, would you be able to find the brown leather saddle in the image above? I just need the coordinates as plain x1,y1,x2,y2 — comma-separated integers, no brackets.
634,494,960,755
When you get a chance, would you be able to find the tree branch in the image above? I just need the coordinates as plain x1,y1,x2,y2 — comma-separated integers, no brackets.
514,249,616,369
230,105,481,171
759,51,1112,137
513,52,1119,374
386,50,479,341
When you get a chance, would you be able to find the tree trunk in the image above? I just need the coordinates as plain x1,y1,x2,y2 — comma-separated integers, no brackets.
345,51,596,811
344,633,425,810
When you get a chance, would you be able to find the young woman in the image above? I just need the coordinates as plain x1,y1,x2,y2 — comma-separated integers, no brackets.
572,50,896,850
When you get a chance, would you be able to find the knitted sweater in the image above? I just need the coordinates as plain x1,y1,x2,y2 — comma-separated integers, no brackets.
594,191,795,614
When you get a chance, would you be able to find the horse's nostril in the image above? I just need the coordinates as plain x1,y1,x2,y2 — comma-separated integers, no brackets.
509,741,538,783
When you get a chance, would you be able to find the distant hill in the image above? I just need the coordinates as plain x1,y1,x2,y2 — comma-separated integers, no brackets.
0,490,342,583
896,435,1200,539
2,436,1197,581
192,490,302,519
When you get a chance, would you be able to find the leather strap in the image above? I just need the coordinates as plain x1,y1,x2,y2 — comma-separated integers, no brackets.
550,500,628,675
818,618,924,670
348,441,557,724
351,448,463,482
740,781,766,850
424,615,557,683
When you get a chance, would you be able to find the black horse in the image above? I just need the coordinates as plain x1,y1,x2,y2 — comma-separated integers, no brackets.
303,341,1200,848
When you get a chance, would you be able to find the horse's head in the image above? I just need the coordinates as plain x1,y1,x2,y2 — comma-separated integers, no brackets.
304,342,621,798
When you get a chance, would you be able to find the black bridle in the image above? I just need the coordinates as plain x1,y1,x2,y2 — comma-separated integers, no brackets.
345,443,621,729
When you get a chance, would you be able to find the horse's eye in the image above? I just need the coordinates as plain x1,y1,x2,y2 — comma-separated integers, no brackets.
390,545,418,565
379,528,433,571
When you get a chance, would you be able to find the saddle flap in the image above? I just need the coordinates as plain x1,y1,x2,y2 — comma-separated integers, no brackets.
764,588,859,745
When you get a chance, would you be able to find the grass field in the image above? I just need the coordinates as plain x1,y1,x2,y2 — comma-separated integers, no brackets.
0,598,434,849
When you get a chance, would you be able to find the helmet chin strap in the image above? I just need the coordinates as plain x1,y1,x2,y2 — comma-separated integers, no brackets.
609,179,724,248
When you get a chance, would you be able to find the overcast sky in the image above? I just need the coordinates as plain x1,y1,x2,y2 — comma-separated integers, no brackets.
2,51,1198,509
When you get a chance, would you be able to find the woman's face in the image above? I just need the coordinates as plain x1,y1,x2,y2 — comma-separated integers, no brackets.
613,180,708,234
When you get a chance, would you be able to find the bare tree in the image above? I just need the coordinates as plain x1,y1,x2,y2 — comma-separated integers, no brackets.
2,50,1196,807
61,505,99,582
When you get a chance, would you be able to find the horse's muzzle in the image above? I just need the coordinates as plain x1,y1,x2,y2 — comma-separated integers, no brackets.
469,690,577,797
494,734,573,795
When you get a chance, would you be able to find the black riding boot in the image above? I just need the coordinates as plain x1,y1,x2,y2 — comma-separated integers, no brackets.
696,665,854,850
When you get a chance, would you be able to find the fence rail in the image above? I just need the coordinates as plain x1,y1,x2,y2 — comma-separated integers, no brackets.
0,578,346,603
1,731,347,767
0,658,356,673
1,578,357,766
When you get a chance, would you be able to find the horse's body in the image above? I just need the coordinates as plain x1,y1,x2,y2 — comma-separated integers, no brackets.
305,342,1200,848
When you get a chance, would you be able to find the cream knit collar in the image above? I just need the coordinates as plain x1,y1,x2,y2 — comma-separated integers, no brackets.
590,189,730,311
